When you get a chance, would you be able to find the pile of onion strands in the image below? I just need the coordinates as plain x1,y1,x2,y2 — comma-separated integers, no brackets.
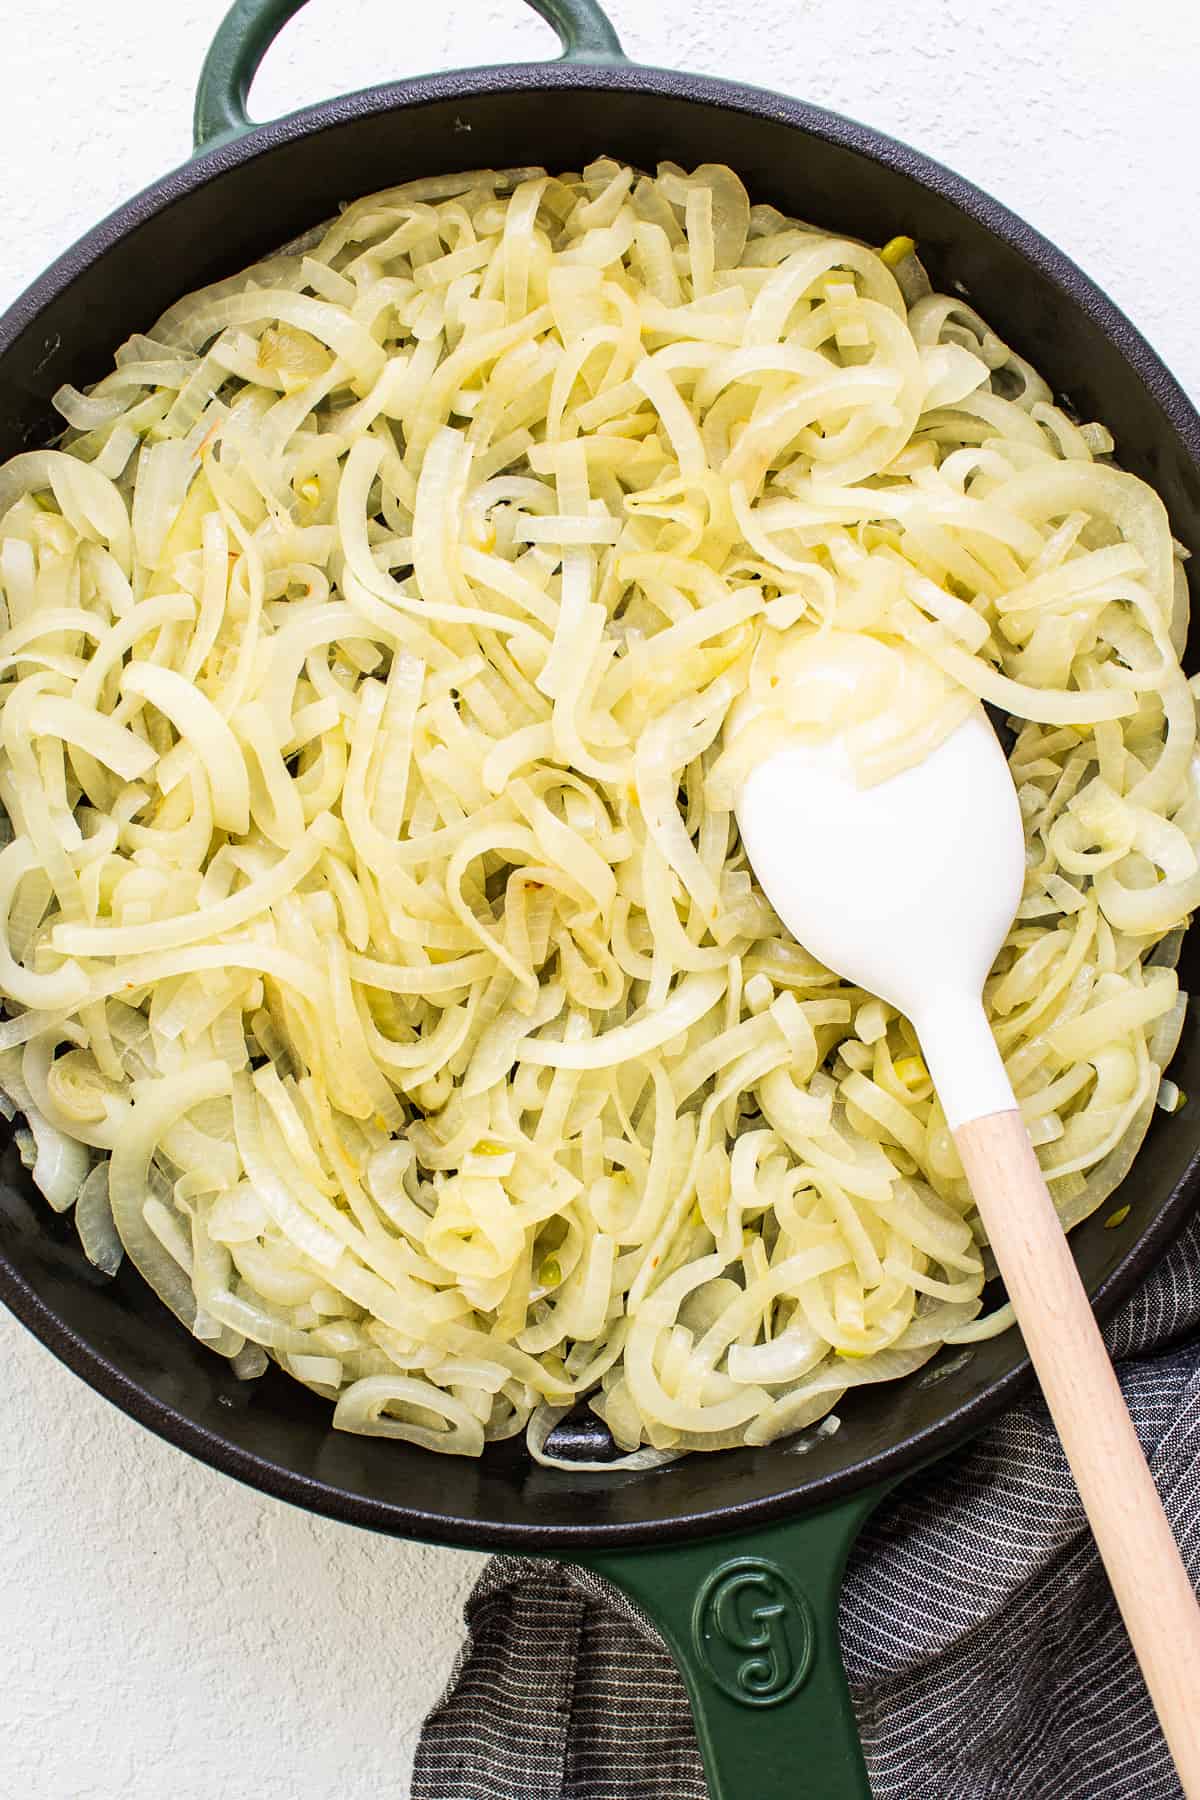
0,159,1193,1466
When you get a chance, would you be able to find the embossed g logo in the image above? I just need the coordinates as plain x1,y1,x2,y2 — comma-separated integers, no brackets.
692,1558,815,1706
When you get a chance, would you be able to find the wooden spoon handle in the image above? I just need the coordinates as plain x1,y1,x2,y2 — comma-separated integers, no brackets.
956,1110,1200,1793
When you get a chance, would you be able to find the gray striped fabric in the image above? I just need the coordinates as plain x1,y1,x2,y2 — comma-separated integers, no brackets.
413,1208,1200,1800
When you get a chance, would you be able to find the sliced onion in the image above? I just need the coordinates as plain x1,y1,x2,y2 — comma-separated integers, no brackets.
0,157,1190,1470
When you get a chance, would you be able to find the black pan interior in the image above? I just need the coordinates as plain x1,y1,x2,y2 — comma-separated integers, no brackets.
2,65,1199,1548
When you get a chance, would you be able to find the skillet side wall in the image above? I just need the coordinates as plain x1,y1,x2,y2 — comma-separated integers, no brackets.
1,66,1199,1548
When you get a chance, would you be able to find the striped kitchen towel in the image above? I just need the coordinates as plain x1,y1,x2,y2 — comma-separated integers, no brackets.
412,1204,1200,1799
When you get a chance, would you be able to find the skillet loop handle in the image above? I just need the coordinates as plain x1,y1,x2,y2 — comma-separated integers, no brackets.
194,0,625,154
575,1484,895,1800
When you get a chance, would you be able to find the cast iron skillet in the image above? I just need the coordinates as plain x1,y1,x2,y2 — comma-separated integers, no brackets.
2,3,1199,1793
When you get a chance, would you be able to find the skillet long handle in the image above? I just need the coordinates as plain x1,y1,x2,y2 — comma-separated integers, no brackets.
955,1108,1200,1795
576,1484,895,1800
192,0,625,154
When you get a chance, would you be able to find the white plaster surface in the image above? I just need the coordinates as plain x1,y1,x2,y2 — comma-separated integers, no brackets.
1,2,1198,1795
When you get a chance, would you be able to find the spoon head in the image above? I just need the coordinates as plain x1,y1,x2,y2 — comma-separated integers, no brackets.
735,707,1025,1023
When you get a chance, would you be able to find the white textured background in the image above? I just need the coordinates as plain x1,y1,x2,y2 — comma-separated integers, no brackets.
1,2,1198,1795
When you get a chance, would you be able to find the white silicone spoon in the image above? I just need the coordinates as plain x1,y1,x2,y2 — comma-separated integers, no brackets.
736,704,1200,1792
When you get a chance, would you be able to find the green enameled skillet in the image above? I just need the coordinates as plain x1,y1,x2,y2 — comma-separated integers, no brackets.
2,3,1199,1793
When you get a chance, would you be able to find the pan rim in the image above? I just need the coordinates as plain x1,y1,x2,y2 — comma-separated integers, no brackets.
2,56,1199,1548
3,1154,1198,1549
2,55,1198,475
